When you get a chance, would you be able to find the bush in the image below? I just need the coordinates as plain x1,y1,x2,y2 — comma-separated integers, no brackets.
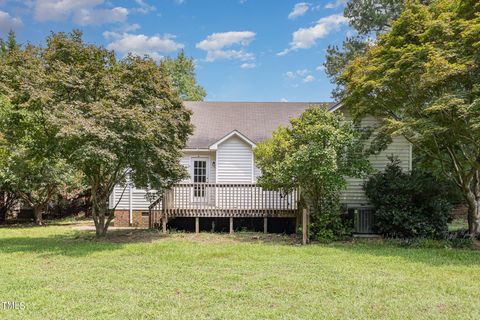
364,158,453,239
309,197,353,242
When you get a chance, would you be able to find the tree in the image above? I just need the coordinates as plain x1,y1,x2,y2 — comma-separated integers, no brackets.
0,30,19,56
41,31,192,236
344,0,406,35
339,0,480,235
161,50,206,101
0,35,79,225
254,106,371,240
325,0,413,98
0,130,18,223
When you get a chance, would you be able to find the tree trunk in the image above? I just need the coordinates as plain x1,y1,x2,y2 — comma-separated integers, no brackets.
465,191,480,236
33,204,44,225
91,194,114,237
0,208,6,224
0,192,6,223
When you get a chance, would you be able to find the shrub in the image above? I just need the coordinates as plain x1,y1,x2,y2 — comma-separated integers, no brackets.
309,199,353,242
364,158,453,239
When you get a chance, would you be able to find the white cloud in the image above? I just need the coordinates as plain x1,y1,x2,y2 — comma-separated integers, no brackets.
240,63,256,69
34,0,102,22
204,49,254,62
73,7,128,26
297,69,309,77
0,10,22,33
196,31,256,62
105,32,184,61
280,98,288,102
288,2,310,20
303,75,315,83
278,14,348,56
174,0,185,4
285,69,315,83
316,65,325,72
285,69,310,79
122,23,141,32
133,0,156,14
325,0,348,9
196,31,255,51
34,0,131,26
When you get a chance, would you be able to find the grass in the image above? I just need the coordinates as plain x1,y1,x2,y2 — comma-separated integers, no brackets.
1,222,479,319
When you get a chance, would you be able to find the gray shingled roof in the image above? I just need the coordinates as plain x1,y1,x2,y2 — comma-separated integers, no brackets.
183,101,336,149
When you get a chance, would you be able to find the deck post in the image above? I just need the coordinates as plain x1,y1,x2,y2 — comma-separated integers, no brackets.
302,208,308,245
195,217,200,234
229,217,234,234
162,215,167,234
263,217,268,234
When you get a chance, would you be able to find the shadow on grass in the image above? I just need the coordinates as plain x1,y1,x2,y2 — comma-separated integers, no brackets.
1,223,479,267
0,228,168,257
329,240,480,267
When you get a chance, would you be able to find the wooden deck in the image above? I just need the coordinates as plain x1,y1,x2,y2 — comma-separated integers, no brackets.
149,183,299,228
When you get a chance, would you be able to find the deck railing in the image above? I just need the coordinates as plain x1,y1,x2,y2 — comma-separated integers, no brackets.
149,183,298,224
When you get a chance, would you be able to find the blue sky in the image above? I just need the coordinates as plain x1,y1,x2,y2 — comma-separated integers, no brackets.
0,0,350,102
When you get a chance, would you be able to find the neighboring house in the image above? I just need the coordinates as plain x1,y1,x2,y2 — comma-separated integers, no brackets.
110,102,412,231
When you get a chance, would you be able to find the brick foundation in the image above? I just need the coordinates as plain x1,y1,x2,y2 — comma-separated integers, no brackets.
113,210,150,228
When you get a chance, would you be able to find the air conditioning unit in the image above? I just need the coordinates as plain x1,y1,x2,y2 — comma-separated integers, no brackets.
349,207,376,234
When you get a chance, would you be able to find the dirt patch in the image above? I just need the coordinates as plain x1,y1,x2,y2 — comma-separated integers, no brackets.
69,228,166,243
167,231,301,246
474,240,480,250
68,222,301,245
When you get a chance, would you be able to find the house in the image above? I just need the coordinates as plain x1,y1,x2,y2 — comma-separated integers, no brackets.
110,101,412,232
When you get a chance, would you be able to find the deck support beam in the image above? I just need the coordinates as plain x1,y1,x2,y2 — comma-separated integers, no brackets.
195,217,200,234
263,217,268,234
229,217,234,234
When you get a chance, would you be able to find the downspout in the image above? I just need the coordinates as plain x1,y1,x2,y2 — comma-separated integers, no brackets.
129,184,133,225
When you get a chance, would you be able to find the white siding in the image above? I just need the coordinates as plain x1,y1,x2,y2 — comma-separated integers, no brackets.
109,156,193,211
109,182,152,211
180,156,191,181
216,136,253,183
341,113,412,206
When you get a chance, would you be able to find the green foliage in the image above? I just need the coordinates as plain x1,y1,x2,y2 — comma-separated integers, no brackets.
0,30,192,234
0,36,82,224
254,106,371,240
344,0,406,35
364,158,453,239
325,37,368,99
161,50,206,101
340,0,480,234
324,0,407,96
0,31,19,56
325,0,432,97
310,204,353,242
40,31,193,235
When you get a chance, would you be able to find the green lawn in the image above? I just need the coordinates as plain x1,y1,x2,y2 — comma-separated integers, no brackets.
1,222,479,320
